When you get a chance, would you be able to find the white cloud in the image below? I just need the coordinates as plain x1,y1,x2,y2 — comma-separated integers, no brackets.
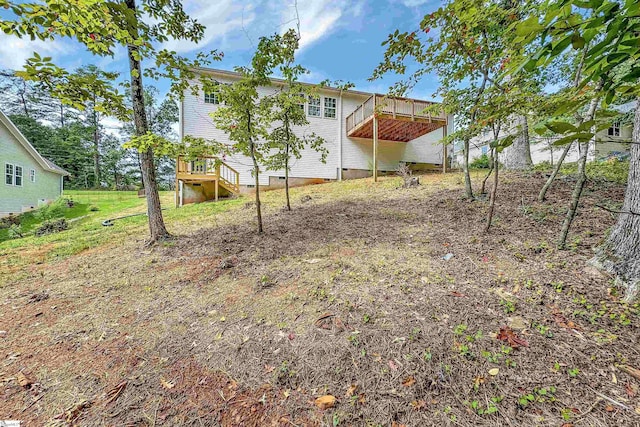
278,0,347,52
0,35,66,70
161,0,256,53
401,0,434,6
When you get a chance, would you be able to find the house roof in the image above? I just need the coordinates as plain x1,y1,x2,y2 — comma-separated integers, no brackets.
0,110,69,176
192,67,389,99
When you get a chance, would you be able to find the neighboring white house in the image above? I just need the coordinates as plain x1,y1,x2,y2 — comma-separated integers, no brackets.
0,111,69,217
455,111,633,167
176,68,454,205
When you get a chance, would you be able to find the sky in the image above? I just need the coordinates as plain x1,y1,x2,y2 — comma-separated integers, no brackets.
0,0,443,100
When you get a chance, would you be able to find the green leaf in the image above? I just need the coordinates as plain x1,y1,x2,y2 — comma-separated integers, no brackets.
571,33,585,49
546,121,578,134
551,132,594,146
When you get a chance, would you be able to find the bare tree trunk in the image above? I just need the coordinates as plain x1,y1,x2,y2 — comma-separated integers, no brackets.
125,0,170,243
284,148,291,211
481,147,495,195
592,98,640,301
462,137,474,199
557,88,602,249
539,142,573,202
539,45,589,202
284,119,291,211
250,145,263,233
500,115,532,170
247,111,263,233
485,153,499,233
93,102,100,188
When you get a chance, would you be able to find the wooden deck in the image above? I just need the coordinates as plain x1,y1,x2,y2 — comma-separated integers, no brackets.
346,95,447,142
175,156,240,206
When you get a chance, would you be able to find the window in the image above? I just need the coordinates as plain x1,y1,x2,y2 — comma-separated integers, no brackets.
481,145,488,155
324,97,337,118
308,96,321,117
297,93,305,112
14,166,22,186
204,91,220,105
5,164,13,185
608,120,620,137
30,169,36,183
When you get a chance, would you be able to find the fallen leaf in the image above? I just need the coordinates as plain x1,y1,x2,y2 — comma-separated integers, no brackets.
391,422,406,427
283,389,291,399
450,291,466,297
605,404,615,412
560,424,573,427
625,382,638,398
304,258,322,264
160,377,175,389
17,371,34,388
635,407,640,415
345,384,358,397
488,368,499,376
264,365,275,374
402,376,416,387
388,360,399,371
314,395,336,410
496,326,529,348
287,332,295,341
473,376,485,388
411,399,427,410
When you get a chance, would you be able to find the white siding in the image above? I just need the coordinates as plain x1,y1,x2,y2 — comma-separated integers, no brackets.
181,72,448,185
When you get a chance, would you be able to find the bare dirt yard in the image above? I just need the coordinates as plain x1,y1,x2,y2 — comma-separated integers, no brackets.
1,171,639,426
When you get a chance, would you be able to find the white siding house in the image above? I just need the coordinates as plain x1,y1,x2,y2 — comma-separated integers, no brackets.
177,68,453,205
0,111,69,217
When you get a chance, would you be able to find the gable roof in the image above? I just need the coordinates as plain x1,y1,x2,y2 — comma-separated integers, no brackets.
0,110,69,176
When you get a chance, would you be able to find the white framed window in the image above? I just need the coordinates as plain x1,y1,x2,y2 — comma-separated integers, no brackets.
204,91,220,105
30,169,36,182
308,96,321,117
5,163,13,185
14,165,22,186
607,120,620,137
324,97,337,118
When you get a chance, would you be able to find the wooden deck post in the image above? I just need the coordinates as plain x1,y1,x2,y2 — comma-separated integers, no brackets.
442,122,448,174
373,95,378,182
215,163,220,201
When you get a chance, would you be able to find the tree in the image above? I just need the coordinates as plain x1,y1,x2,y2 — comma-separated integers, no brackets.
500,115,533,169
261,29,328,211
209,63,272,233
372,0,540,199
512,0,640,298
2,0,222,243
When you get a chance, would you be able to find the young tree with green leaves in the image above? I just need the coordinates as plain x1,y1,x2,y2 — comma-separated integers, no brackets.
1,0,221,243
512,0,640,298
261,29,328,211
372,0,540,199
209,67,272,233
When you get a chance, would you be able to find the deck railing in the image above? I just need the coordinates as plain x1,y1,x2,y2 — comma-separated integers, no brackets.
346,95,446,134
176,156,240,193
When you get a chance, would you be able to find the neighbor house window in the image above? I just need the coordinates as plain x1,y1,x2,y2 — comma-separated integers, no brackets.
308,96,321,117
607,120,620,137
204,91,220,105
324,97,337,118
481,145,488,155
30,169,36,183
14,166,22,186
5,163,13,185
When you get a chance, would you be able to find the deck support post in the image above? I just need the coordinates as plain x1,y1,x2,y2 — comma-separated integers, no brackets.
442,122,448,174
373,115,379,182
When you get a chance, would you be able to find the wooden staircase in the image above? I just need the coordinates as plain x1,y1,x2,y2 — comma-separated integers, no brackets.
175,156,240,206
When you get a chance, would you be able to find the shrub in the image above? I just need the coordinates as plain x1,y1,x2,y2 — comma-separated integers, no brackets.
561,159,628,184
470,154,490,169
34,199,66,221
35,219,69,236
8,224,24,239
0,214,20,229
